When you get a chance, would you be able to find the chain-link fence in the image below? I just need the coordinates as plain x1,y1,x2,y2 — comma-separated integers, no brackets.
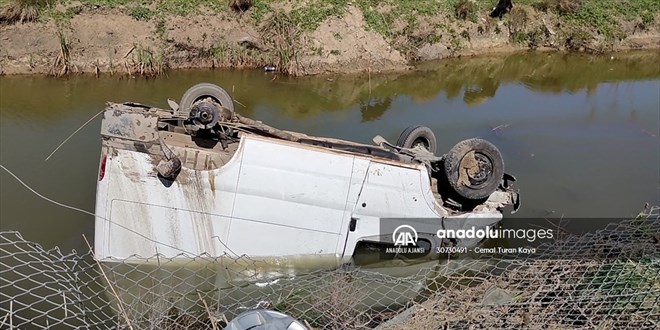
2,207,659,329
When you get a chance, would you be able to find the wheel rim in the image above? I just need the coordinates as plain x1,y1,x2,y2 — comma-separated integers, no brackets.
412,138,430,151
461,152,493,189
194,96,223,107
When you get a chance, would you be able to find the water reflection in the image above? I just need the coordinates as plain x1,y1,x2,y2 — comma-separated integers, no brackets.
1,52,658,122
360,97,392,122
464,78,500,106
303,53,655,117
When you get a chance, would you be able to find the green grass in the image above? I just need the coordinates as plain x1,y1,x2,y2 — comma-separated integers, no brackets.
360,7,391,37
129,5,153,21
134,44,167,75
250,0,271,23
562,0,660,39
156,0,224,16
356,0,444,37
4,0,657,37
50,4,79,22
351,0,546,43
290,0,348,31
43,0,226,17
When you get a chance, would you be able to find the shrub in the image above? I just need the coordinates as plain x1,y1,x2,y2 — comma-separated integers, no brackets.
129,6,154,21
455,0,477,21
259,11,301,75
0,0,50,24
507,7,529,35
229,0,252,12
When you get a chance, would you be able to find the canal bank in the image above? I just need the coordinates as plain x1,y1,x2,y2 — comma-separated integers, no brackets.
0,0,659,76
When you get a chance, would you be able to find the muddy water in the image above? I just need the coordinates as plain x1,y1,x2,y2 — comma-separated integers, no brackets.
1,52,659,254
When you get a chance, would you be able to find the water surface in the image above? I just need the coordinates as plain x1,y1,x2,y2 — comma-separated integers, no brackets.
1,51,659,253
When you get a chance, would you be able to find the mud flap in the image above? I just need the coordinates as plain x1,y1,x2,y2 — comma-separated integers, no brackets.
156,137,182,180
500,173,520,214
511,190,521,214
156,157,181,179
501,172,516,189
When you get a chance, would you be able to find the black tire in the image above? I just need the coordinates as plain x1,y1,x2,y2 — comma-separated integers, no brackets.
178,83,235,117
396,126,437,154
443,138,503,200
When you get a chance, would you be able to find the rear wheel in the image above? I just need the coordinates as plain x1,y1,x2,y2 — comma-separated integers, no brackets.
443,138,503,200
396,126,437,154
177,83,235,117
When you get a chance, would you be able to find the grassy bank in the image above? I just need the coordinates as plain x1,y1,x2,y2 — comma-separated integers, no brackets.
0,0,658,76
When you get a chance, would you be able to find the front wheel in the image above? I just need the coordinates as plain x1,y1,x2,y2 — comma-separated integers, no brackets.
443,138,503,200
177,83,235,117
396,126,437,154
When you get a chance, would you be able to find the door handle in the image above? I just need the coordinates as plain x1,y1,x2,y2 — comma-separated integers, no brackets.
349,217,358,232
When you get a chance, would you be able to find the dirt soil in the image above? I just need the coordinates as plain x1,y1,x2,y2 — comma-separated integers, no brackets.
299,6,408,75
0,2,659,76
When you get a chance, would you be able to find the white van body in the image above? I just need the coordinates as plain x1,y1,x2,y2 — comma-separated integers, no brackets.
94,103,517,266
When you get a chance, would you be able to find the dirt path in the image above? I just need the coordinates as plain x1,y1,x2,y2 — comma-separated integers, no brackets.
1,1,658,76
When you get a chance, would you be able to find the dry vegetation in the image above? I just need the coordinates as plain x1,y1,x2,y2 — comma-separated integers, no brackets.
0,0,49,24
386,260,659,329
259,11,302,75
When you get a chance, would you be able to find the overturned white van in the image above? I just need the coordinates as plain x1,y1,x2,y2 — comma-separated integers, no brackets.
94,83,520,266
